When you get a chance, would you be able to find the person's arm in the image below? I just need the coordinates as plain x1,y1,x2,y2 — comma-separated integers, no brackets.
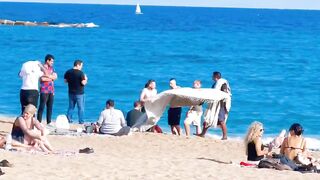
51,72,58,80
64,72,68,84
18,70,25,78
33,117,45,136
17,117,41,140
120,112,126,127
254,137,269,156
42,72,57,82
140,89,147,102
280,138,287,155
81,74,88,86
96,111,104,126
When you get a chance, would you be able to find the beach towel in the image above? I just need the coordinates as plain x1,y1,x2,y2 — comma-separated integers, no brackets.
134,88,229,131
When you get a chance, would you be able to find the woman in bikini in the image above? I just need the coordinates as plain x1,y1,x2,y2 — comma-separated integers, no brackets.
11,104,53,153
280,123,305,160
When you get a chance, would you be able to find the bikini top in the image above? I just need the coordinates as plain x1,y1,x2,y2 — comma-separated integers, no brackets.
284,137,305,150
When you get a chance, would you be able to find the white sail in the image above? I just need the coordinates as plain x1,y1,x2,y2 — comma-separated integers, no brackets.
135,4,143,14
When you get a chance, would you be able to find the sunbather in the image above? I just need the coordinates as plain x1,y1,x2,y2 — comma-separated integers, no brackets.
244,121,272,161
11,104,53,153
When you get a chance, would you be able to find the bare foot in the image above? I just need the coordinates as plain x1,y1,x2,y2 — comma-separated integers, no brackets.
221,137,227,140
194,133,205,138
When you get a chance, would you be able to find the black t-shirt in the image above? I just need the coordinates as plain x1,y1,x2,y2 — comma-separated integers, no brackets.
64,69,85,95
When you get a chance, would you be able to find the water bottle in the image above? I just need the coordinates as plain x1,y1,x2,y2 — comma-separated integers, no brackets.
5,134,12,150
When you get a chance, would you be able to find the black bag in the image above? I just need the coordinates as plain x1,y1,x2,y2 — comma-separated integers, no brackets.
258,158,293,171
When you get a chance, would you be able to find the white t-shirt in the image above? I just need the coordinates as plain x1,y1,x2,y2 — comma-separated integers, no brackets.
214,78,231,95
97,108,126,134
19,61,43,90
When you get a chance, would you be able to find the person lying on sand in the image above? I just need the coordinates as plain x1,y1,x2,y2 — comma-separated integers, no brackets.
11,104,53,153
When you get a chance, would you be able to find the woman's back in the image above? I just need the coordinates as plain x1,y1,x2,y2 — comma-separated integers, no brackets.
282,136,305,160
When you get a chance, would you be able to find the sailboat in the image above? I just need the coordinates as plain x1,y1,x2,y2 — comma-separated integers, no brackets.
135,4,143,15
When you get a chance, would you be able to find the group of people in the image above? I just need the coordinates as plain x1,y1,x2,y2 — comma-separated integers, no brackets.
18,55,87,125
244,121,319,171
11,55,88,152
10,53,233,152
93,71,232,139
166,72,232,139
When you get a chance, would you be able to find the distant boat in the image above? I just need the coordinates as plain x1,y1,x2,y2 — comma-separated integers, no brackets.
135,4,143,15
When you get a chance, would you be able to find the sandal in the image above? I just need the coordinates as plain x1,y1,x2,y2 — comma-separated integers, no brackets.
0,160,13,167
0,168,4,176
79,147,94,154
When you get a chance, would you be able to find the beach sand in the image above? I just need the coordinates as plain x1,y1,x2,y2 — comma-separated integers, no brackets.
0,117,319,179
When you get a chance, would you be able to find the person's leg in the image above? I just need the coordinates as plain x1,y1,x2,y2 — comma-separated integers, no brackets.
196,125,201,135
174,125,181,135
170,126,176,135
220,122,227,140
113,126,131,136
20,89,27,114
42,138,54,152
46,93,54,124
37,93,48,122
67,93,76,123
184,122,191,136
76,94,85,124
197,122,209,137
29,90,39,108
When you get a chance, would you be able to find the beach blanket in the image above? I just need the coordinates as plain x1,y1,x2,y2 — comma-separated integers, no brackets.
134,88,230,131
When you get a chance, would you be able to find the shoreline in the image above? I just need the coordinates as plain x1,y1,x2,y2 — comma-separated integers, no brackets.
1,116,320,150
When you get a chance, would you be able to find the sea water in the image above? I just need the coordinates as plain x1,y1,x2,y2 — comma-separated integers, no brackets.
0,2,319,148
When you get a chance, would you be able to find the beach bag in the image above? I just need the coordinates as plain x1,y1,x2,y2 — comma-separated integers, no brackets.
55,115,70,130
258,158,293,171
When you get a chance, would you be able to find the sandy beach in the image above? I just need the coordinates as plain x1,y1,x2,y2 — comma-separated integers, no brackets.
0,117,319,180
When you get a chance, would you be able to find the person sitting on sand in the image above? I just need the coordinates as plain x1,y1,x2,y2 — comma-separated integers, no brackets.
11,104,53,153
279,123,318,166
126,101,145,128
244,121,272,161
184,80,203,136
96,99,131,136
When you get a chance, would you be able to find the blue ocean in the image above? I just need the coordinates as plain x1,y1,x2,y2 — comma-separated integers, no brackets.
0,2,319,147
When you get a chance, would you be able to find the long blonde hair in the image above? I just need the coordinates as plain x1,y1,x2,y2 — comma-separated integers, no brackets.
244,121,263,155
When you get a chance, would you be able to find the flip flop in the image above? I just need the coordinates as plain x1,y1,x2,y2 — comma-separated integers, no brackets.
0,168,4,176
0,160,13,167
79,147,94,154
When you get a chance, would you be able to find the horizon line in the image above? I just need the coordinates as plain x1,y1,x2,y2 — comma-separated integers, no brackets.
0,1,320,11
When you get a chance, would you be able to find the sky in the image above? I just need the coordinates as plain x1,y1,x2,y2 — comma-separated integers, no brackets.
0,0,319,10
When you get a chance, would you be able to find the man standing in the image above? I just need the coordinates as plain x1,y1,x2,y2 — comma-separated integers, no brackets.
64,60,88,124
167,78,182,135
37,54,57,125
199,71,231,139
96,99,130,136
19,60,47,114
